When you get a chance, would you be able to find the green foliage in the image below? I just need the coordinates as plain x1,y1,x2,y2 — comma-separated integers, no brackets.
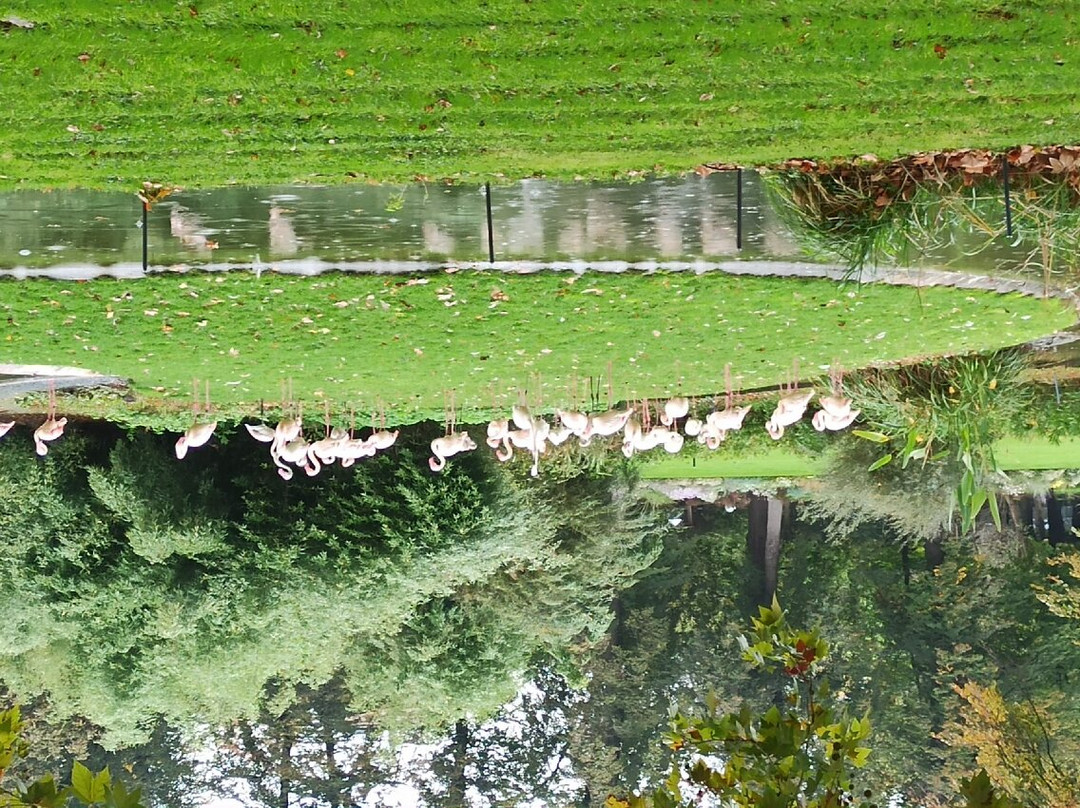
86,435,230,562
765,169,941,276
1035,550,1080,624
959,770,1025,808
826,351,1031,538
1014,385,1080,443
619,600,873,808
0,428,668,748
0,706,144,808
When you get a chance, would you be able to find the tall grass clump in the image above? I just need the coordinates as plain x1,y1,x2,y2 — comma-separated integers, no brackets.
806,350,1033,539
765,148,1080,283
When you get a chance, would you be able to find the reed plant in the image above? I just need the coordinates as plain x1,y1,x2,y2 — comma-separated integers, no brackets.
766,167,1080,283
839,350,1033,534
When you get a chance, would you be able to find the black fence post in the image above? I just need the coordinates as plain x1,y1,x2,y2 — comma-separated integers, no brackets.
142,202,149,272
736,167,743,250
1002,155,1013,238
485,181,495,263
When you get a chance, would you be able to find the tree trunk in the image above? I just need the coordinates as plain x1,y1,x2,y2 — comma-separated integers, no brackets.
924,536,944,569
764,497,784,602
1048,493,1067,545
1017,495,1034,536
746,495,769,606
278,736,294,808
445,720,470,808
746,495,783,605
1033,494,1048,541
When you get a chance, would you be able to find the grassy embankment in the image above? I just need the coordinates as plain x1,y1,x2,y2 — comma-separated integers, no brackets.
0,1,1077,189
638,436,1080,479
0,270,1072,429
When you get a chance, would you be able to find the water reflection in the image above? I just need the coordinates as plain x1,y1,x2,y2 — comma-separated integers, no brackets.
0,174,806,270
1,172,1059,278
268,206,299,257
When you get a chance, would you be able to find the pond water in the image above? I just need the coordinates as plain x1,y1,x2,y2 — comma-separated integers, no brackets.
0,173,1041,277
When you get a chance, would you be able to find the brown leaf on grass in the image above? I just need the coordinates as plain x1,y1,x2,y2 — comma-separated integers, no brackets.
934,44,947,59
335,49,348,59
77,52,91,63
959,152,990,172
490,288,509,302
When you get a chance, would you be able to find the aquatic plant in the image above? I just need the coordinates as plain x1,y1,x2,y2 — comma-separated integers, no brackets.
843,350,1033,534
766,146,1080,282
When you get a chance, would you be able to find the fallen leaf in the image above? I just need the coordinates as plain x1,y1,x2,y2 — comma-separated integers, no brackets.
933,43,947,59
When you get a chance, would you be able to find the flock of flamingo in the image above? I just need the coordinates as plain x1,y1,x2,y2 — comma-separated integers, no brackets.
433,364,859,477
0,365,860,477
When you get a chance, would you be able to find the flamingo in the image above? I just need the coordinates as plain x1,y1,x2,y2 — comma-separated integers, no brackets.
813,408,861,432
366,401,399,453
33,381,67,457
430,391,476,471
337,436,377,467
816,366,854,421
368,428,399,452
275,436,311,480
699,364,751,447
33,416,67,456
429,432,477,471
246,423,276,443
487,418,511,448
524,416,551,477
305,427,348,476
765,388,815,439
175,379,217,459
0,421,13,440
621,412,644,458
556,408,589,437
702,405,752,448
765,361,815,440
511,403,533,431
659,396,690,427
582,407,632,445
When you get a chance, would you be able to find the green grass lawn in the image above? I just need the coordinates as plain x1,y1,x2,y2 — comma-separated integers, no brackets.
639,435,1080,479
0,270,1072,428
640,447,822,479
0,1,1077,189
995,436,1080,470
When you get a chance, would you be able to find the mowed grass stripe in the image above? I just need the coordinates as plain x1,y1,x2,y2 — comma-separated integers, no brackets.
1,1,1077,188
0,272,1071,426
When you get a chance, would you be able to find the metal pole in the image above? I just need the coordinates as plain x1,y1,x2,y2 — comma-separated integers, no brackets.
735,168,743,250
142,202,149,272
1002,156,1013,238
485,181,495,263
